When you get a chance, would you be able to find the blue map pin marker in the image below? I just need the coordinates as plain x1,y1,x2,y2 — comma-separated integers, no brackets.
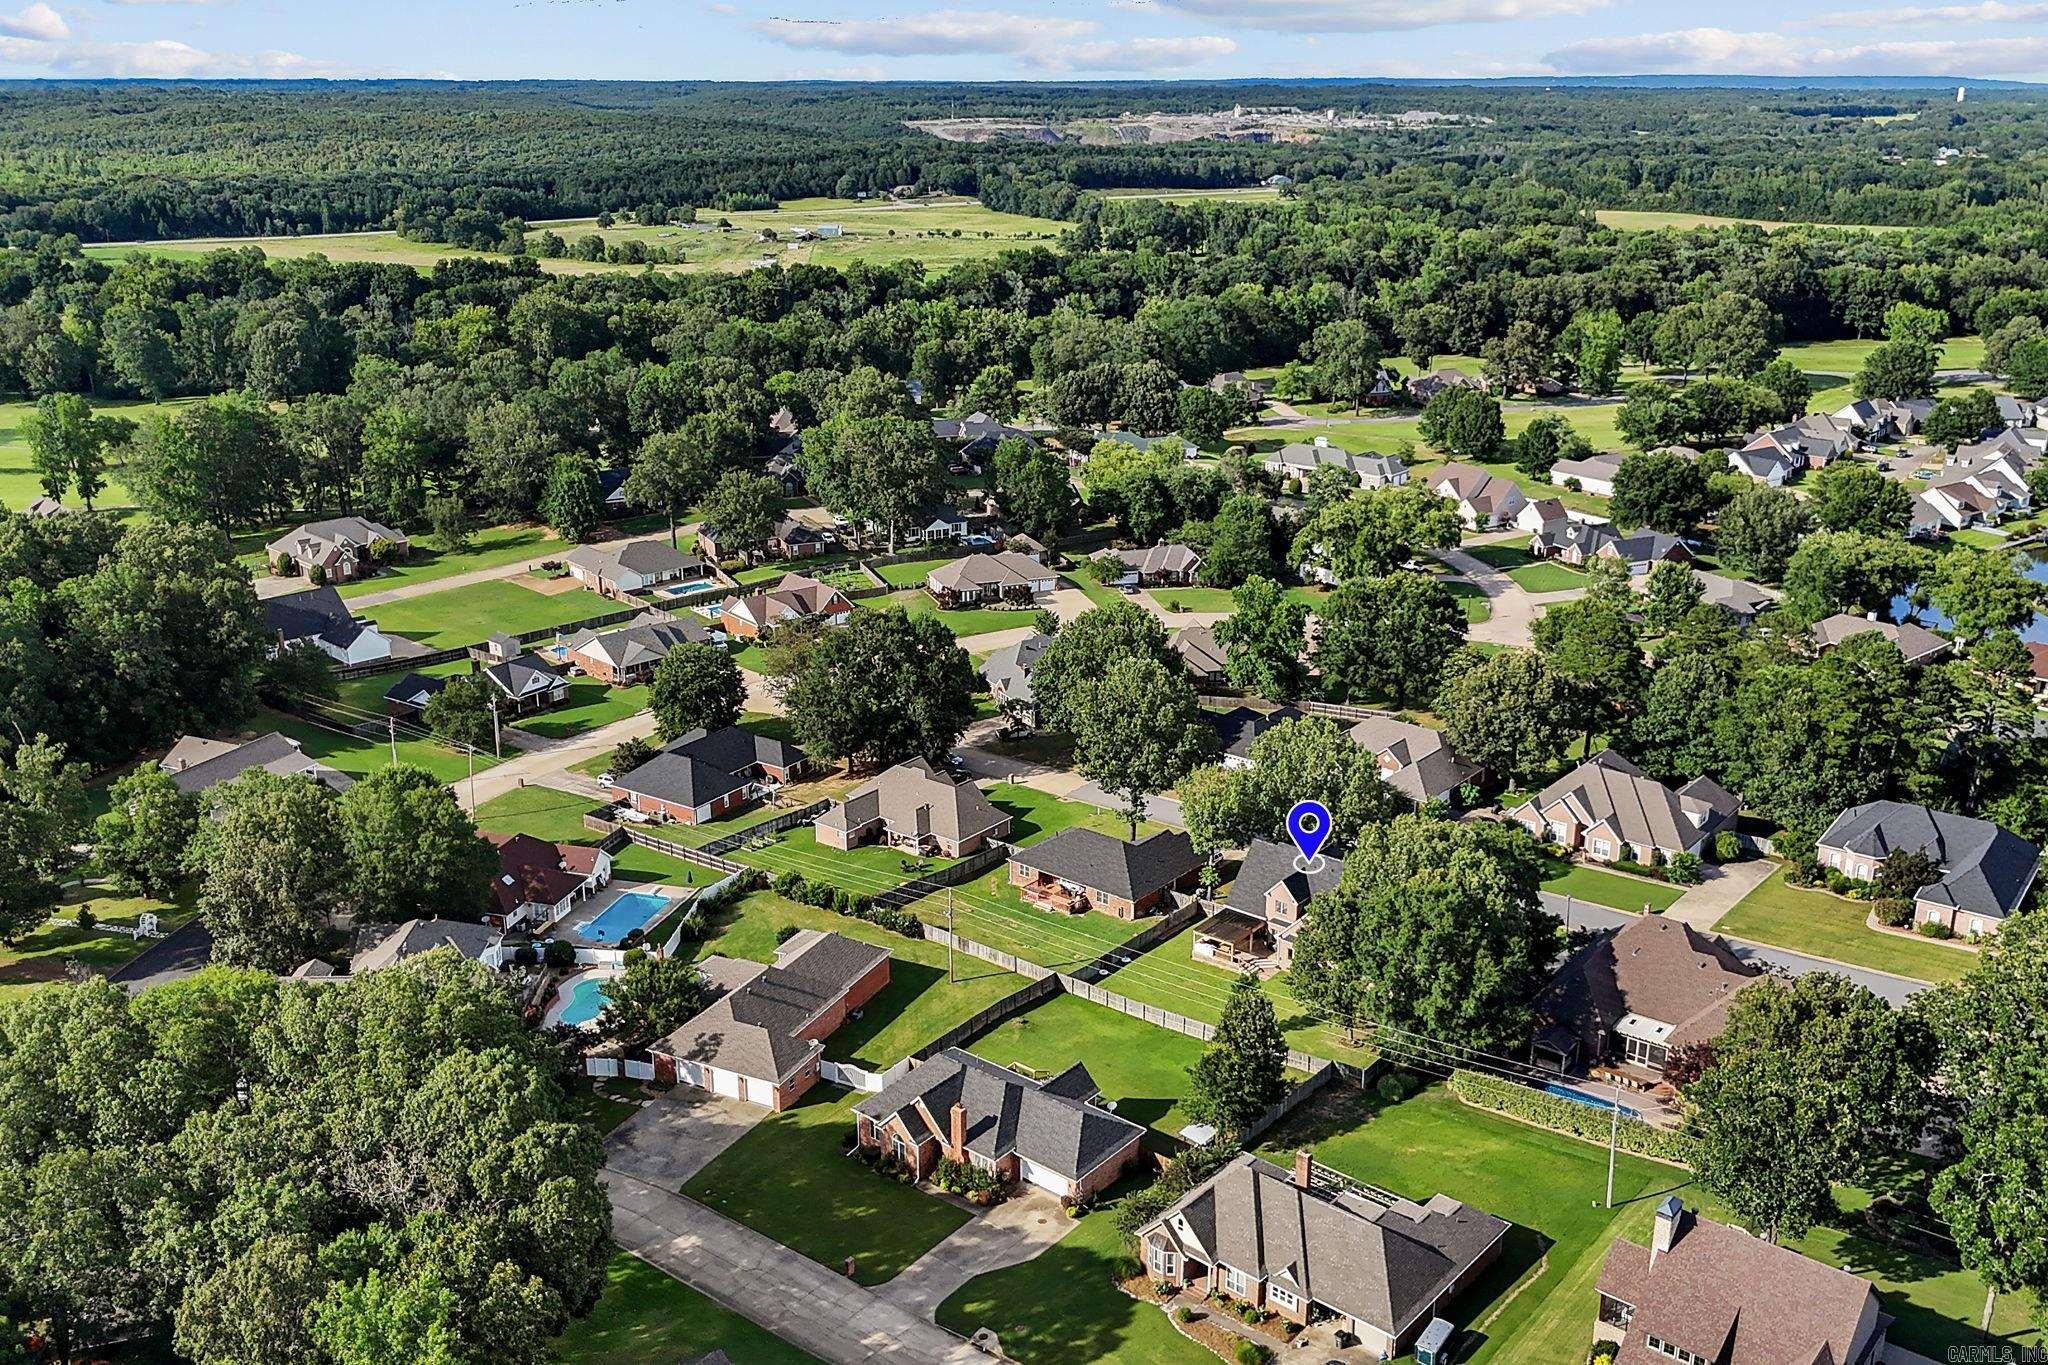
1287,800,1332,870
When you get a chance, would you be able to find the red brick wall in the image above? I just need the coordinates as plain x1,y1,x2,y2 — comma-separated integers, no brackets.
794,956,891,1042
1074,1132,1144,1201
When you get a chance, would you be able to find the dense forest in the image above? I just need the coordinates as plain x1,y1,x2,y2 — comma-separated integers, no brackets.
2,79,2047,241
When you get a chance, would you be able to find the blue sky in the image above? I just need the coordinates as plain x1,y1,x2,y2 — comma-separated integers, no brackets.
1,0,2045,82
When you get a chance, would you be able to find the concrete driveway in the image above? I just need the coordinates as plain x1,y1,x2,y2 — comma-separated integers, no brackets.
604,1087,767,1189
877,1189,1070,1320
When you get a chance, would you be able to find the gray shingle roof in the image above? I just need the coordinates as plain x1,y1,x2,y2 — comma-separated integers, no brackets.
1818,800,2039,920
817,757,1008,846
1205,705,1303,762
1139,1153,1509,1338
1229,837,1346,919
1346,716,1480,804
161,732,355,796
982,633,1052,705
1008,828,1201,902
262,585,365,649
654,931,890,1083
662,724,806,776
482,655,568,700
852,1048,1144,1182
1519,751,1737,854
614,751,750,807
563,617,716,671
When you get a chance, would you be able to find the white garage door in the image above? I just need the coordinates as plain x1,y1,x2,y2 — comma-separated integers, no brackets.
744,1077,775,1106
677,1061,705,1089
711,1068,743,1099
1018,1158,1068,1196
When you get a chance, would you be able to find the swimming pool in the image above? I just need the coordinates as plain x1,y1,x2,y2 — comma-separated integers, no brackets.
557,975,611,1027
578,889,670,943
1543,1082,1642,1120
654,579,720,600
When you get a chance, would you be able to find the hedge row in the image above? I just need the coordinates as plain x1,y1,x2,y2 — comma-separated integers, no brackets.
1446,1069,1694,1164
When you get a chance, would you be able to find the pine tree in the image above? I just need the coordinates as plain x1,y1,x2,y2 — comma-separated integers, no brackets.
1187,974,1290,1136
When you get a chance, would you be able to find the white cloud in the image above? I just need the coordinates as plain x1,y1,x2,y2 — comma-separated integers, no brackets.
0,33,433,77
1150,0,1608,32
0,4,68,40
1797,0,2048,27
754,8,1236,70
1543,26,2048,77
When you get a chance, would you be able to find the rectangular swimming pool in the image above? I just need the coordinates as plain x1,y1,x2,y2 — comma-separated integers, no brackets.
579,890,670,943
1543,1081,1641,1120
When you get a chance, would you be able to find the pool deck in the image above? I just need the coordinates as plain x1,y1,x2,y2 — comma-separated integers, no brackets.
545,964,624,1030
552,880,690,948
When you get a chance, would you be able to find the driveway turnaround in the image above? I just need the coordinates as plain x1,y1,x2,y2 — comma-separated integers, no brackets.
604,1168,991,1365
877,1190,1070,1320
604,1088,767,1189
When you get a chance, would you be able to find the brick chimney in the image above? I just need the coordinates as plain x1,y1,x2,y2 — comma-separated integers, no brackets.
950,1102,967,1161
1294,1149,1313,1189
1651,1196,1685,1263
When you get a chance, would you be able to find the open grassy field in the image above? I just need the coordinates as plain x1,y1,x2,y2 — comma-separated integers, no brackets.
361,576,620,649
1106,926,1382,1064
682,1085,973,1285
550,1250,812,1365
965,990,1207,1145
88,197,1070,278
0,888,196,1001
1098,186,1284,204
0,395,203,511
258,707,495,786
334,523,571,599
1596,209,1913,234
937,1175,1211,1365
1713,865,1976,984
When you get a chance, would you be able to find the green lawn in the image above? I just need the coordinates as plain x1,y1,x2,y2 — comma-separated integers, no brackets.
872,558,942,588
362,577,620,649
1142,585,1328,616
1594,208,1913,234
334,657,469,716
335,523,570,599
911,842,1160,974
513,679,648,739
470,785,720,884
1104,927,1379,1064
682,1085,972,1285
1444,578,1492,623
964,990,1207,1145
880,588,1043,640
259,708,494,785
1541,863,1687,915
734,822,961,891
0,395,201,511
549,1249,813,1364
936,1177,1211,1365
559,1079,646,1137
1258,1082,1682,1363
1714,866,1975,984
685,889,1023,1069
0,888,196,1001
1465,543,1590,594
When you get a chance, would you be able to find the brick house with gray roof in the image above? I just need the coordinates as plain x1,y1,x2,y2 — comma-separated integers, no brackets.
1597,1199,1889,1365
815,757,1011,858
1138,1150,1509,1361
1818,800,2039,937
1006,827,1202,918
852,1048,1145,1201
650,929,890,1110
1513,751,1739,866
1192,836,1345,974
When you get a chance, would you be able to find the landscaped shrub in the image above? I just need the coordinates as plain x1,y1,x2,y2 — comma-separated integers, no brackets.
1667,852,1702,885
1712,831,1742,863
1445,1069,1692,1163
1591,1343,1619,1365
934,1157,1009,1205
308,562,328,586
513,944,539,967
776,923,803,945
1874,898,1914,928
1175,1305,1195,1324
542,939,577,971
1376,1069,1415,1104
274,551,298,576
1917,919,1955,939
75,905,96,932
1824,868,1854,895
1234,1340,1268,1365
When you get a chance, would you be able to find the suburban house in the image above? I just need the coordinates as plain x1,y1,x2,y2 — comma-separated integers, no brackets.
608,751,752,826
1955,427,2043,466
1347,716,1481,806
349,918,504,974
1193,836,1344,974
262,585,392,664
1691,570,1776,627
2028,641,2048,700
1515,495,1576,535
895,502,975,547
480,831,612,931
161,732,354,796
1172,626,1230,690
1429,462,1527,530
564,541,708,596
1550,453,1627,498
1530,915,1760,1084
382,671,449,718
715,574,856,639
1818,801,2040,937
696,516,830,562
852,1049,1147,1201
926,550,1058,606
1265,438,1407,488
477,651,571,716
650,930,890,1110
265,516,409,583
1529,521,1694,576
1137,1151,1509,1361
1207,704,1303,770
1408,367,1483,403
983,633,1052,727
1811,613,1950,666
1597,1199,1890,1365
815,757,1012,858
1733,416,1852,483
1513,751,1740,866
1917,462,2032,532
1210,370,1275,398
663,724,811,787
1098,542,1202,588
596,467,631,511
1833,396,1934,440
561,614,719,685
1996,393,2040,429
1007,828,1202,919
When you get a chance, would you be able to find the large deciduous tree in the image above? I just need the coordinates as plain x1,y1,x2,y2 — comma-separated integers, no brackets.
1178,715,1411,857
1186,974,1290,1136
1068,654,1214,837
1715,485,1811,582
784,607,976,771
1314,573,1467,707
1432,647,1577,786
696,470,782,564
1028,601,1180,736
1288,483,1462,582
1608,449,1712,535
1212,576,1310,701
336,764,496,923
189,771,350,970
92,763,200,899
649,642,746,742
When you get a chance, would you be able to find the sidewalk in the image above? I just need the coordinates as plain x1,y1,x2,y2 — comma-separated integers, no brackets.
603,1168,990,1365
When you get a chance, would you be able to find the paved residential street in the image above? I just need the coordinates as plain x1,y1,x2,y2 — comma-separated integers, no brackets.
604,1169,990,1365
1430,544,1585,648
453,709,657,811
876,1190,1070,1320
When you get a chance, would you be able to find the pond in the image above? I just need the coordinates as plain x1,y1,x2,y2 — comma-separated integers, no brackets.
1889,547,2048,642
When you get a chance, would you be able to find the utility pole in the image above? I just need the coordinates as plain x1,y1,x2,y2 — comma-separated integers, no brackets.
467,745,476,811
947,889,955,984
490,699,502,758
1605,1079,1621,1209
388,714,398,765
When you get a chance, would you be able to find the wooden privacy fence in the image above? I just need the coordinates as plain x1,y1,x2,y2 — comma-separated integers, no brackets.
700,800,830,856
872,842,1012,912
